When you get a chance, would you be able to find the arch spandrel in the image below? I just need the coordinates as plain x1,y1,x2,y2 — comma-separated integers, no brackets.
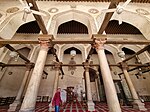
111,11,150,40
0,10,49,39
0,11,35,39
49,10,97,37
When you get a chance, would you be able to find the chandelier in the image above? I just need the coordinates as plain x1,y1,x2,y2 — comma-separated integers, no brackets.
68,50,76,75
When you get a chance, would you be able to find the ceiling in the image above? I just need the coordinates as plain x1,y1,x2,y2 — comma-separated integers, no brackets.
37,0,150,3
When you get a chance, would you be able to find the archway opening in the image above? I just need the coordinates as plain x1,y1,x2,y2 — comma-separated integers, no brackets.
16,21,40,33
105,20,142,34
64,47,81,54
122,47,135,54
57,20,88,34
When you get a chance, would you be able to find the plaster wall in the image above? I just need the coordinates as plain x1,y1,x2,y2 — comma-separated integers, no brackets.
0,48,30,97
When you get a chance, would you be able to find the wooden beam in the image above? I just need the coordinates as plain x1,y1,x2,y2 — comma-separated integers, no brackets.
86,0,120,63
0,63,148,67
0,38,150,45
5,44,30,63
123,45,150,62
26,0,48,34
98,0,120,34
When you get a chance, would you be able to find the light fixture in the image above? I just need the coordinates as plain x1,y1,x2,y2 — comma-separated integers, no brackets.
9,51,19,61
135,55,141,64
117,51,125,59
68,50,77,75
70,50,76,57
68,57,76,75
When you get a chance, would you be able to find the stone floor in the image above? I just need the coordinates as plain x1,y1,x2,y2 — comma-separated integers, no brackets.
0,102,150,112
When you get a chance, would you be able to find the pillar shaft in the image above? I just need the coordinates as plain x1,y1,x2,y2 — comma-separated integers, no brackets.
95,39,122,112
8,69,31,112
8,46,38,112
16,70,31,101
95,79,100,101
20,45,49,112
52,67,60,97
84,67,95,111
122,64,147,111
122,69,139,100
85,68,93,101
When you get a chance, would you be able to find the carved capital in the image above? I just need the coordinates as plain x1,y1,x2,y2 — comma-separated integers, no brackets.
25,62,34,71
83,62,90,71
38,35,53,48
54,62,61,70
120,62,129,70
93,38,107,50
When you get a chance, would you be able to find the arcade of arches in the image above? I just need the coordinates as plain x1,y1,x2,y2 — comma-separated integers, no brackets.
0,0,150,112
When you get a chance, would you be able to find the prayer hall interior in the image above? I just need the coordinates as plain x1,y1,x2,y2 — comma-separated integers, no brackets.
0,0,150,112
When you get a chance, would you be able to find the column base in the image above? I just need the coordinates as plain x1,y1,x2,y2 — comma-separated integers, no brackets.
19,107,35,112
8,100,21,112
132,100,147,111
87,101,95,111
48,103,55,112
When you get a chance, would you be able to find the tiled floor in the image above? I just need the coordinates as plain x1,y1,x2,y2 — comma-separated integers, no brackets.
0,102,150,112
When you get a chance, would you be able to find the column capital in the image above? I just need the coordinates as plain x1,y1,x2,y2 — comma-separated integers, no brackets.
120,62,129,70
83,62,90,71
93,38,107,50
54,62,62,70
25,62,34,71
38,35,53,48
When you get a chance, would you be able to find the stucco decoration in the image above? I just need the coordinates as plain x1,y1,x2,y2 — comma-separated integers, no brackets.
88,9,99,14
49,10,97,36
111,11,150,40
6,7,19,13
0,9,48,39
48,8,59,13
136,9,149,15
0,10,6,20
70,4,76,9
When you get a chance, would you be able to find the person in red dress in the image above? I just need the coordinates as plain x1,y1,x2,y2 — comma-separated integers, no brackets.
52,87,62,112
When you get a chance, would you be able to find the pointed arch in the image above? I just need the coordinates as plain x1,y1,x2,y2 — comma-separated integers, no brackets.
49,10,97,37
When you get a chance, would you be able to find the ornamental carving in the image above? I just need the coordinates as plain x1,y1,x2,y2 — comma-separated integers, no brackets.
0,10,6,19
88,8,99,14
48,8,59,13
6,7,19,13
136,9,149,15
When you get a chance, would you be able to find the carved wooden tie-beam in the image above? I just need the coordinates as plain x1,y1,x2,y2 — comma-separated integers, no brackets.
0,63,149,67
122,45,150,62
4,45,48,75
26,0,48,34
5,44,30,63
98,0,120,34
0,35,150,45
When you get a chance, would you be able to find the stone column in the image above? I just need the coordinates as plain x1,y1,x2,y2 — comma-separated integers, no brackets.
8,63,33,112
19,37,50,112
49,63,60,111
95,78,100,101
84,64,95,111
94,39,122,112
121,63,147,111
